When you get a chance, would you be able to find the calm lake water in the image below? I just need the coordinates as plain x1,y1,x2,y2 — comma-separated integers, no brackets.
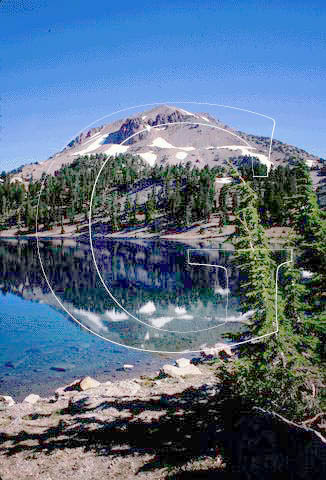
0,237,288,401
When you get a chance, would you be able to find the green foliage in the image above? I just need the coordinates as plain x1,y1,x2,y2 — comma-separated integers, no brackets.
217,358,321,421
217,158,326,424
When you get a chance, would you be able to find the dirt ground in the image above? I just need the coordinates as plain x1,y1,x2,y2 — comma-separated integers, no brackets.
0,362,227,480
0,214,292,243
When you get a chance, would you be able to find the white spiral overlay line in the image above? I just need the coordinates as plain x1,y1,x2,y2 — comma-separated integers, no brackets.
35,101,279,353
187,248,294,348
89,121,267,334
187,249,230,323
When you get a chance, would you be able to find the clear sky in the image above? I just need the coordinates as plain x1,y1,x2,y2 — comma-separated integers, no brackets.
1,0,325,172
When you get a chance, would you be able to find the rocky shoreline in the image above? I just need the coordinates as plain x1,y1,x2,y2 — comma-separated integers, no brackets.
0,354,225,479
0,351,225,409
1,348,326,479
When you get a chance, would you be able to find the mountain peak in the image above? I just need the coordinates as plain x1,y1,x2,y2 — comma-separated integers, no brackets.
10,104,322,186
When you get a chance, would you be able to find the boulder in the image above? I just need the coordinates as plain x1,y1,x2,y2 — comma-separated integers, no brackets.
55,376,100,397
0,395,15,410
79,376,101,391
175,358,191,368
55,378,82,397
104,380,141,397
161,363,202,378
67,379,142,405
23,394,40,404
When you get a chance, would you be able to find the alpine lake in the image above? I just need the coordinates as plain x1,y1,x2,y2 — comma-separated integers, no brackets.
0,236,290,401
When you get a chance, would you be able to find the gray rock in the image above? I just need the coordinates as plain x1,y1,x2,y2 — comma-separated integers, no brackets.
104,380,141,397
79,376,101,391
66,380,142,409
23,394,40,404
55,378,82,397
161,363,202,378
175,358,191,368
0,395,15,410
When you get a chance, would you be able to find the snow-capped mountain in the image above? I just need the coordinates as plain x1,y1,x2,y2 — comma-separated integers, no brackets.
12,104,322,186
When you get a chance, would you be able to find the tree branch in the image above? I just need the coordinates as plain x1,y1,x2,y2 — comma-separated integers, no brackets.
302,412,325,426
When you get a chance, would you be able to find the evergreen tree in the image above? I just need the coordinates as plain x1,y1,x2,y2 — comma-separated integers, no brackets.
216,163,324,421
145,194,155,224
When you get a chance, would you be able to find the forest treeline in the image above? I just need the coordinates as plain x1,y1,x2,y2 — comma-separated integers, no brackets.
0,153,321,234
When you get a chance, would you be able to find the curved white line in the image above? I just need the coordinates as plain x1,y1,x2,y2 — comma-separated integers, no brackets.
89,121,252,334
35,101,277,354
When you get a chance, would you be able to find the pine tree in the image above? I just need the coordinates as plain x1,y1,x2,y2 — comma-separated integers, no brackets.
124,195,131,220
145,194,155,224
219,159,325,420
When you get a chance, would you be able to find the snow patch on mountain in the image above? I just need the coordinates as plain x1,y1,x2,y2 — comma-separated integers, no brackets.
176,151,188,160
214,287,230,296
223,309,256,323
215,177,233,184
72,308,108,331
178,108,199,118
70,133,108,155
209,145,272,171
149,137,175,149
81,131,102,146
103,144,129,155
149,137,195,151
301,270,314,279
177,314,194,320
138,151,157,166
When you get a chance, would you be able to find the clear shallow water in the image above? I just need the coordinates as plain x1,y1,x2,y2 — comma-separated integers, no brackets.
0,237,287,400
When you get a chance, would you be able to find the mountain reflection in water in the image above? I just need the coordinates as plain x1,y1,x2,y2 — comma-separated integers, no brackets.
0,237,261,352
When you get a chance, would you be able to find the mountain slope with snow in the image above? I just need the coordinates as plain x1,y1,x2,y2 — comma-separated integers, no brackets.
11,104,323,188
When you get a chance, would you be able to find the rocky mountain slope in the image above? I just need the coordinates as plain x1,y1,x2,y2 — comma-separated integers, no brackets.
10,105,324,189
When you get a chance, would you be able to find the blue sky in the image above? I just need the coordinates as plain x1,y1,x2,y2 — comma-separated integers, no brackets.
1,0,325,172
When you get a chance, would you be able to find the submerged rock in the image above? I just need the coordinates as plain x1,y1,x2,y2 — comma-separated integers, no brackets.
4,357,26,369
50,365,67,372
